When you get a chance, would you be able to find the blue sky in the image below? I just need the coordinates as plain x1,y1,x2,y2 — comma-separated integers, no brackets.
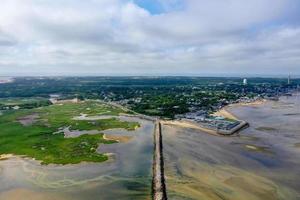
0,0,299,76
134,0,164,14
134,0,185,14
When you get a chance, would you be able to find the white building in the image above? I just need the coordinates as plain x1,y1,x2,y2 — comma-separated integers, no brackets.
243,78,248,85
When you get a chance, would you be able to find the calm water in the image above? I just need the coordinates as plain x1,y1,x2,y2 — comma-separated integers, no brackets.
163,94,300,200
0,117,154,200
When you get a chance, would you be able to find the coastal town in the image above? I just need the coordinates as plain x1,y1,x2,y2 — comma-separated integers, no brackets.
1,76,298,136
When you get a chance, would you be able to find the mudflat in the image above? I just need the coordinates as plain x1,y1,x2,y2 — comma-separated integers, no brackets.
0,101,154,200
163,94,300,200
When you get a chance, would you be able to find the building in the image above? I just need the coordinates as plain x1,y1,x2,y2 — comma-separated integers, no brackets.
243,78,248,85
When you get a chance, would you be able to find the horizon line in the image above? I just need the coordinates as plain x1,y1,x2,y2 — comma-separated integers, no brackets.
1,75,300,79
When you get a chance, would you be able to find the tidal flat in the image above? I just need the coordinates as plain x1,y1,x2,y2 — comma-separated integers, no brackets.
163,93,300,200
0,117,154,200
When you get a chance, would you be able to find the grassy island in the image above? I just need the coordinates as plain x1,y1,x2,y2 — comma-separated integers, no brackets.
0,100,139,165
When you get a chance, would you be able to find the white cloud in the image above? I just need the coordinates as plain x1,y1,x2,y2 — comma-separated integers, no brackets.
0,0,299,75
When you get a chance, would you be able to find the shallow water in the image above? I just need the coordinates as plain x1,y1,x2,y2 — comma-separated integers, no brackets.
163,93,300,200
0,117,154,200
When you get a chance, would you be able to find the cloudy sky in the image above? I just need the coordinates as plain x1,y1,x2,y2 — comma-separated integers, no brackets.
0,0,300,76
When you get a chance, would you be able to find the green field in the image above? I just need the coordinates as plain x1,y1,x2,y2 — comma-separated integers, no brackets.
0,97,51,110
0,97,46,105
0,100,139,165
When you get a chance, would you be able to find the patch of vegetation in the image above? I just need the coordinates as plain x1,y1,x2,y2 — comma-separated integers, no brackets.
0,101,139,165
0,97,51,110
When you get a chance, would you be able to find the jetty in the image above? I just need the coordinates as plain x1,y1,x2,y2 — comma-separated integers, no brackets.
152,121,167,200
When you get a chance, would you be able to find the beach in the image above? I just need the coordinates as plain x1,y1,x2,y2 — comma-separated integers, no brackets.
213,99,267,120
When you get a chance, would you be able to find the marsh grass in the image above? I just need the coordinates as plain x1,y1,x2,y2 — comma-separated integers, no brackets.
0,101,139,165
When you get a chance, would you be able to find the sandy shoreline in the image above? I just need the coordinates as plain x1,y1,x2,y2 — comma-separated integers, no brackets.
212,108,238,120
235,99,267,107
162,120,220,136
213,99,267,120
0,154,14,160
103,134,133,143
